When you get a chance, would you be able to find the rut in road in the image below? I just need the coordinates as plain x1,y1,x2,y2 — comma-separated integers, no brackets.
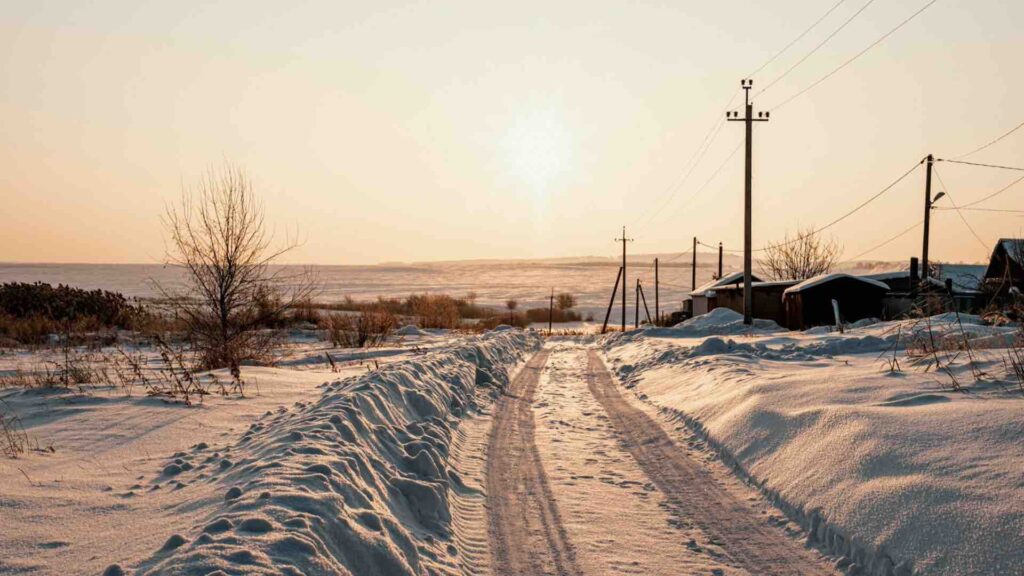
485,349,582,576
585,349,836,576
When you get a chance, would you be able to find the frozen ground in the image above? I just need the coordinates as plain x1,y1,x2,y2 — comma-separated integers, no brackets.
603,309,1024,575
2,310,1020,575
0,329,517,575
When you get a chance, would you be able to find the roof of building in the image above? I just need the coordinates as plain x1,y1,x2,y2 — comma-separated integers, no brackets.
712,279,799,291
689,271,762,297
782,273,890,296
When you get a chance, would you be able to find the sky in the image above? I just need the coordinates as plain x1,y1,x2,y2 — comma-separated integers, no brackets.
1,0,1022,265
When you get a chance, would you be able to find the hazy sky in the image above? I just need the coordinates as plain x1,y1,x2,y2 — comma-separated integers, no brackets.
1,1,1022,265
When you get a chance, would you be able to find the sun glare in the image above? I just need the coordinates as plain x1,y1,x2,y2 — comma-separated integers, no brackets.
499,108,573,197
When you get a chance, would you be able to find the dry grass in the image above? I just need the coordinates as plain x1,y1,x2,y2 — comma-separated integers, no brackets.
0,399,28,458
323,309,397,348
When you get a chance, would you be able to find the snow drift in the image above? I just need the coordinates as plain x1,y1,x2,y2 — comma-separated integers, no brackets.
603,316,1024,575
121,330,540,576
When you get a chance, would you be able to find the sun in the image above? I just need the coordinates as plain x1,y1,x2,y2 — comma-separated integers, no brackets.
499,108,573,197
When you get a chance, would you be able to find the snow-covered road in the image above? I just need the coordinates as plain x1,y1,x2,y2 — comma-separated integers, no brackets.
486,342,837,576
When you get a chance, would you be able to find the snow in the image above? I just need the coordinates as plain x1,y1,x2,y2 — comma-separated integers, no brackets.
395,324,429,336
602,317,1024,575
782,273,890,295
0,331,541,575
662,307,784,336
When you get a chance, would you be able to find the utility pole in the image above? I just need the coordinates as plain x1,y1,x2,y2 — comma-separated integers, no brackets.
922,154,934,282
728,78,769,325
615,227,633,332
691,236,698,292
601,267,623,334
548,288,553,335
654,257,659,326
718,242,723,280
634,279,640,328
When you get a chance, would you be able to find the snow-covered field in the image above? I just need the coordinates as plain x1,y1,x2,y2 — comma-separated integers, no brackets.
3,310,1021,575
603,309,1024,575
0,330,540,575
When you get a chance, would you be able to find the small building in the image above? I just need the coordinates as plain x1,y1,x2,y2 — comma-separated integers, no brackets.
783,273,889,330
983,239,1024,295
866,264,985,316
712,280,797,326
688,271,761,316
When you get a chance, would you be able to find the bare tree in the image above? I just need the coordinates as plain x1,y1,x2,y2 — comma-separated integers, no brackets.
505,299,518,325
556,292,576,311
161,164,315,369
759,227,840,281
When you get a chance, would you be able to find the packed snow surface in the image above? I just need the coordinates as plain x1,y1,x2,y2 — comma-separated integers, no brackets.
0,330,540,575
603,312,1024,575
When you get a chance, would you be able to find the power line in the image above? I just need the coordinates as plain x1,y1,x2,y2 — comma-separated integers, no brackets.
934,206,1024,214
847,221,922,260
936,158,1024,172
953,119,1024,159
769,0,939,111
631,90,740,231
932,166,989,252
960,174,1024,207
755,0,876,97
747,0,850,79
713,160,921,253
654,139,744,227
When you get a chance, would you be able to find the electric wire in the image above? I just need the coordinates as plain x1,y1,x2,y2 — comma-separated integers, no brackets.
933,206,1024,214
847,221,922,260
747,0,850,79
959,174,1024,208
935,158,1024,172
769,0,939,111
656,139,744,226
953,119,1024,159
932,166,990,252
710,160,920,253
631,89,740,231
755,0,876,97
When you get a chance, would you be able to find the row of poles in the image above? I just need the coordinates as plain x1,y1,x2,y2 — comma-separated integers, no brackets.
597,78,953,333
599,229,725,334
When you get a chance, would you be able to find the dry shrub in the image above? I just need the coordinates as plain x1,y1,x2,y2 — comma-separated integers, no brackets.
0,400,29,458
324,309,397,348
408,294,460,329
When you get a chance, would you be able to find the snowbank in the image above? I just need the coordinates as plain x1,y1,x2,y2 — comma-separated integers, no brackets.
126,331,540,575
669,307,784,336
395,324,430,336
604,322,1024,575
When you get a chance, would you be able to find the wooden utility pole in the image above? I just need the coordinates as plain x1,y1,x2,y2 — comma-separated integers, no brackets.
654,257,659,325
691,236,697,291
638,280,652,324
718,242,723,279
548,288,553,335
922,154,934,282
615,227,633,331
728,78,769,325
634,279,640,328
601,267,623,334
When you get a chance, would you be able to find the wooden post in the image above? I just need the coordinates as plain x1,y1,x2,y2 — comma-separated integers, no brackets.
922,154,934,281
654,257,660,326
638,280,653,325
548,288,553,335
634,279,639,328
601,267,623,334
691,236,697,291
727,78,769,326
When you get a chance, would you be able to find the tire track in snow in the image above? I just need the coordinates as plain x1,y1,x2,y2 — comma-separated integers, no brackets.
585,349,837,576
486,349,583,576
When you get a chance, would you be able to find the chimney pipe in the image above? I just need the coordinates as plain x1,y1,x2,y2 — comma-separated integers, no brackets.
910,257,919,293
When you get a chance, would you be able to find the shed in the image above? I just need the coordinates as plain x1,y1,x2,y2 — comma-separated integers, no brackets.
712,280,797,326
783,273,889,330
983,239,1024,294
688,271,761,316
